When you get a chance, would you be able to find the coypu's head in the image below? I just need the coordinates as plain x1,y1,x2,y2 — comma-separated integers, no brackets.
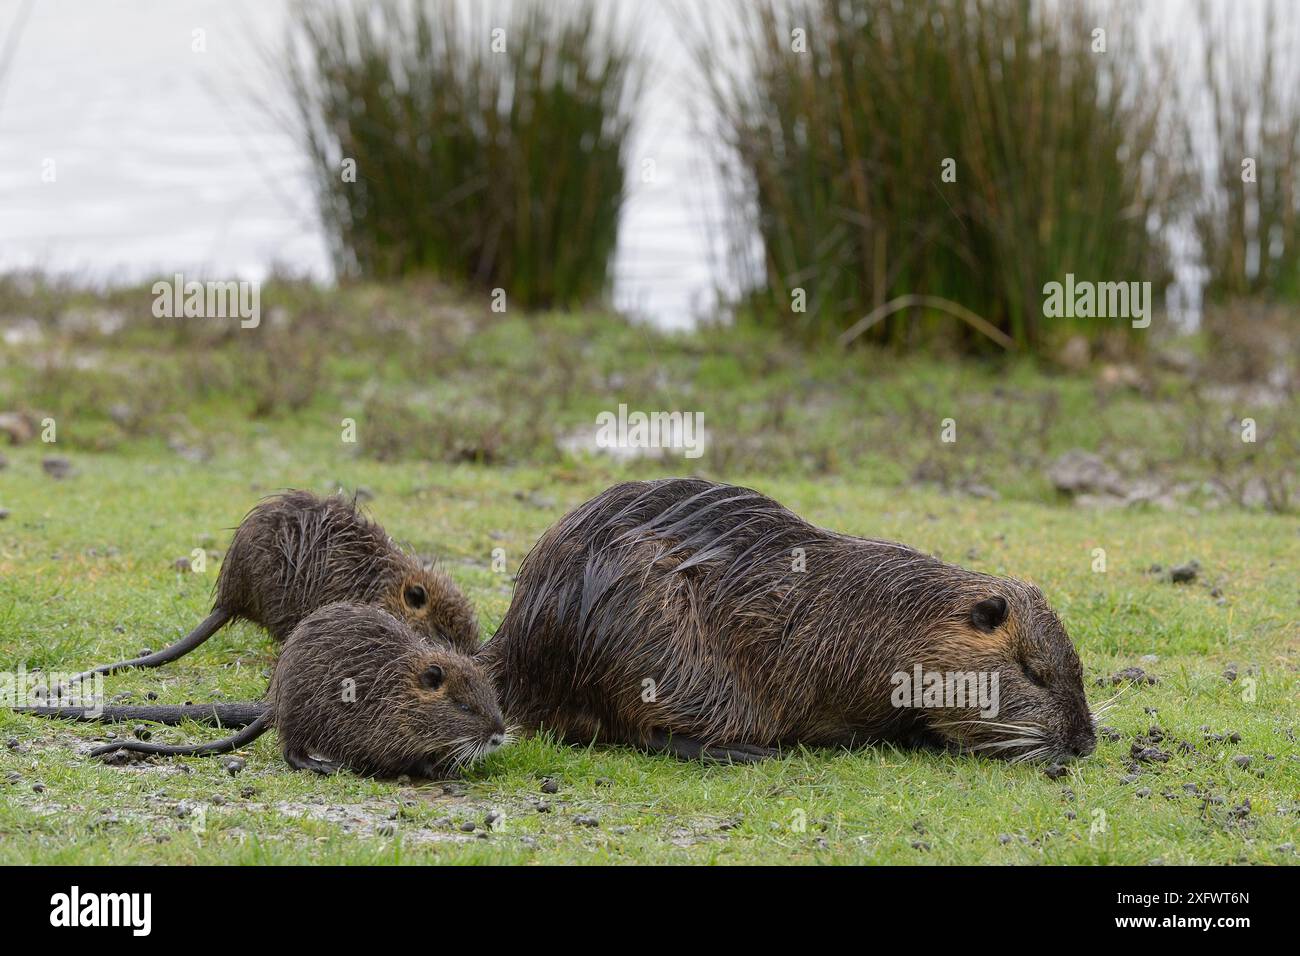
383,568,482,655
273,603,506,779
913,580,1095,764
388,644,509,777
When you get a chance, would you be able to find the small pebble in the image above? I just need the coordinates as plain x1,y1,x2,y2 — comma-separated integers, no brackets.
239,785,256,799
1044,764,1068,780
997,834,1012,845
32,782,46,793
132,724,151,741
5,737,19,749
1231,755,1251,768
41,456,74,479
223,757,245,776
484,810,504,830
574,814,600,827
1135,787,1152,799
540,777,560,794
534,801,551,813
458,821,476,833
376,822,396,837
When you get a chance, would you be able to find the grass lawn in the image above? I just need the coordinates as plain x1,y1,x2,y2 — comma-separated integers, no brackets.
0,278,1296,863
0,442,1295,864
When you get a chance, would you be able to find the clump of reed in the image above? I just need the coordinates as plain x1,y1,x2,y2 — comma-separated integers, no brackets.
695,0,1185,352
1192,0,1300,304
284,0,640,309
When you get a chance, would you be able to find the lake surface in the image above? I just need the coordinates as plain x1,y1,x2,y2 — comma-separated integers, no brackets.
0,0,732,329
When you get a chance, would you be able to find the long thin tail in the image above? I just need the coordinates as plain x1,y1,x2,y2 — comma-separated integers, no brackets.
14,702,267,728
90,710,274,760
61,608,233,686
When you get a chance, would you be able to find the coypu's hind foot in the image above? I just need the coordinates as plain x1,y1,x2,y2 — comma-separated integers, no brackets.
645,730,778,764
60,608,233,689
284,751,342,775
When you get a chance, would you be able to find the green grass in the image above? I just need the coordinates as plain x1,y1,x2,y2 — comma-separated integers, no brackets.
3,276,1296,510
0,441,1295,864
0,276,1295,863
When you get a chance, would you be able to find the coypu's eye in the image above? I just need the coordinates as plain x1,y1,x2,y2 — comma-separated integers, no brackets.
419,664,444,690
404,584,429,610
1021,661,1048,689
971,596,1008,632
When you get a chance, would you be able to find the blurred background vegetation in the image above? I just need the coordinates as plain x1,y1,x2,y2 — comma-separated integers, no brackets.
278,0,1299,353
284,0,641,309
1,0,1297,511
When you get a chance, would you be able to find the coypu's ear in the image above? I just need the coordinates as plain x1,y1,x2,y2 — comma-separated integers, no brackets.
971,596,1008,632
404,584,429,610
419,664,445,690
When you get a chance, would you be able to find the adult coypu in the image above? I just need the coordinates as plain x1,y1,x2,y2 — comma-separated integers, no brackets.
90,602,508,777
65,490,480,685
479,478,1096,764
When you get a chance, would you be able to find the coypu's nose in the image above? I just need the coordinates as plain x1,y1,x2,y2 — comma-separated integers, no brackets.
487,733,506,749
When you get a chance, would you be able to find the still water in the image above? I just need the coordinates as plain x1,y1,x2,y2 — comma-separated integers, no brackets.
0,0,729,329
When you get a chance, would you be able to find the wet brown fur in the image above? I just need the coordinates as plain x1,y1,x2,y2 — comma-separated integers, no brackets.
479,478,1096,763
92,603,506,778
216,490,480,652
64,490,481,686
269,602,505,776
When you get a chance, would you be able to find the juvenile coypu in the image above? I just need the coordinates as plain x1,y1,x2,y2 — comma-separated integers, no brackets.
66,490,480,685
91,602,508,777
479,478,1096,764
